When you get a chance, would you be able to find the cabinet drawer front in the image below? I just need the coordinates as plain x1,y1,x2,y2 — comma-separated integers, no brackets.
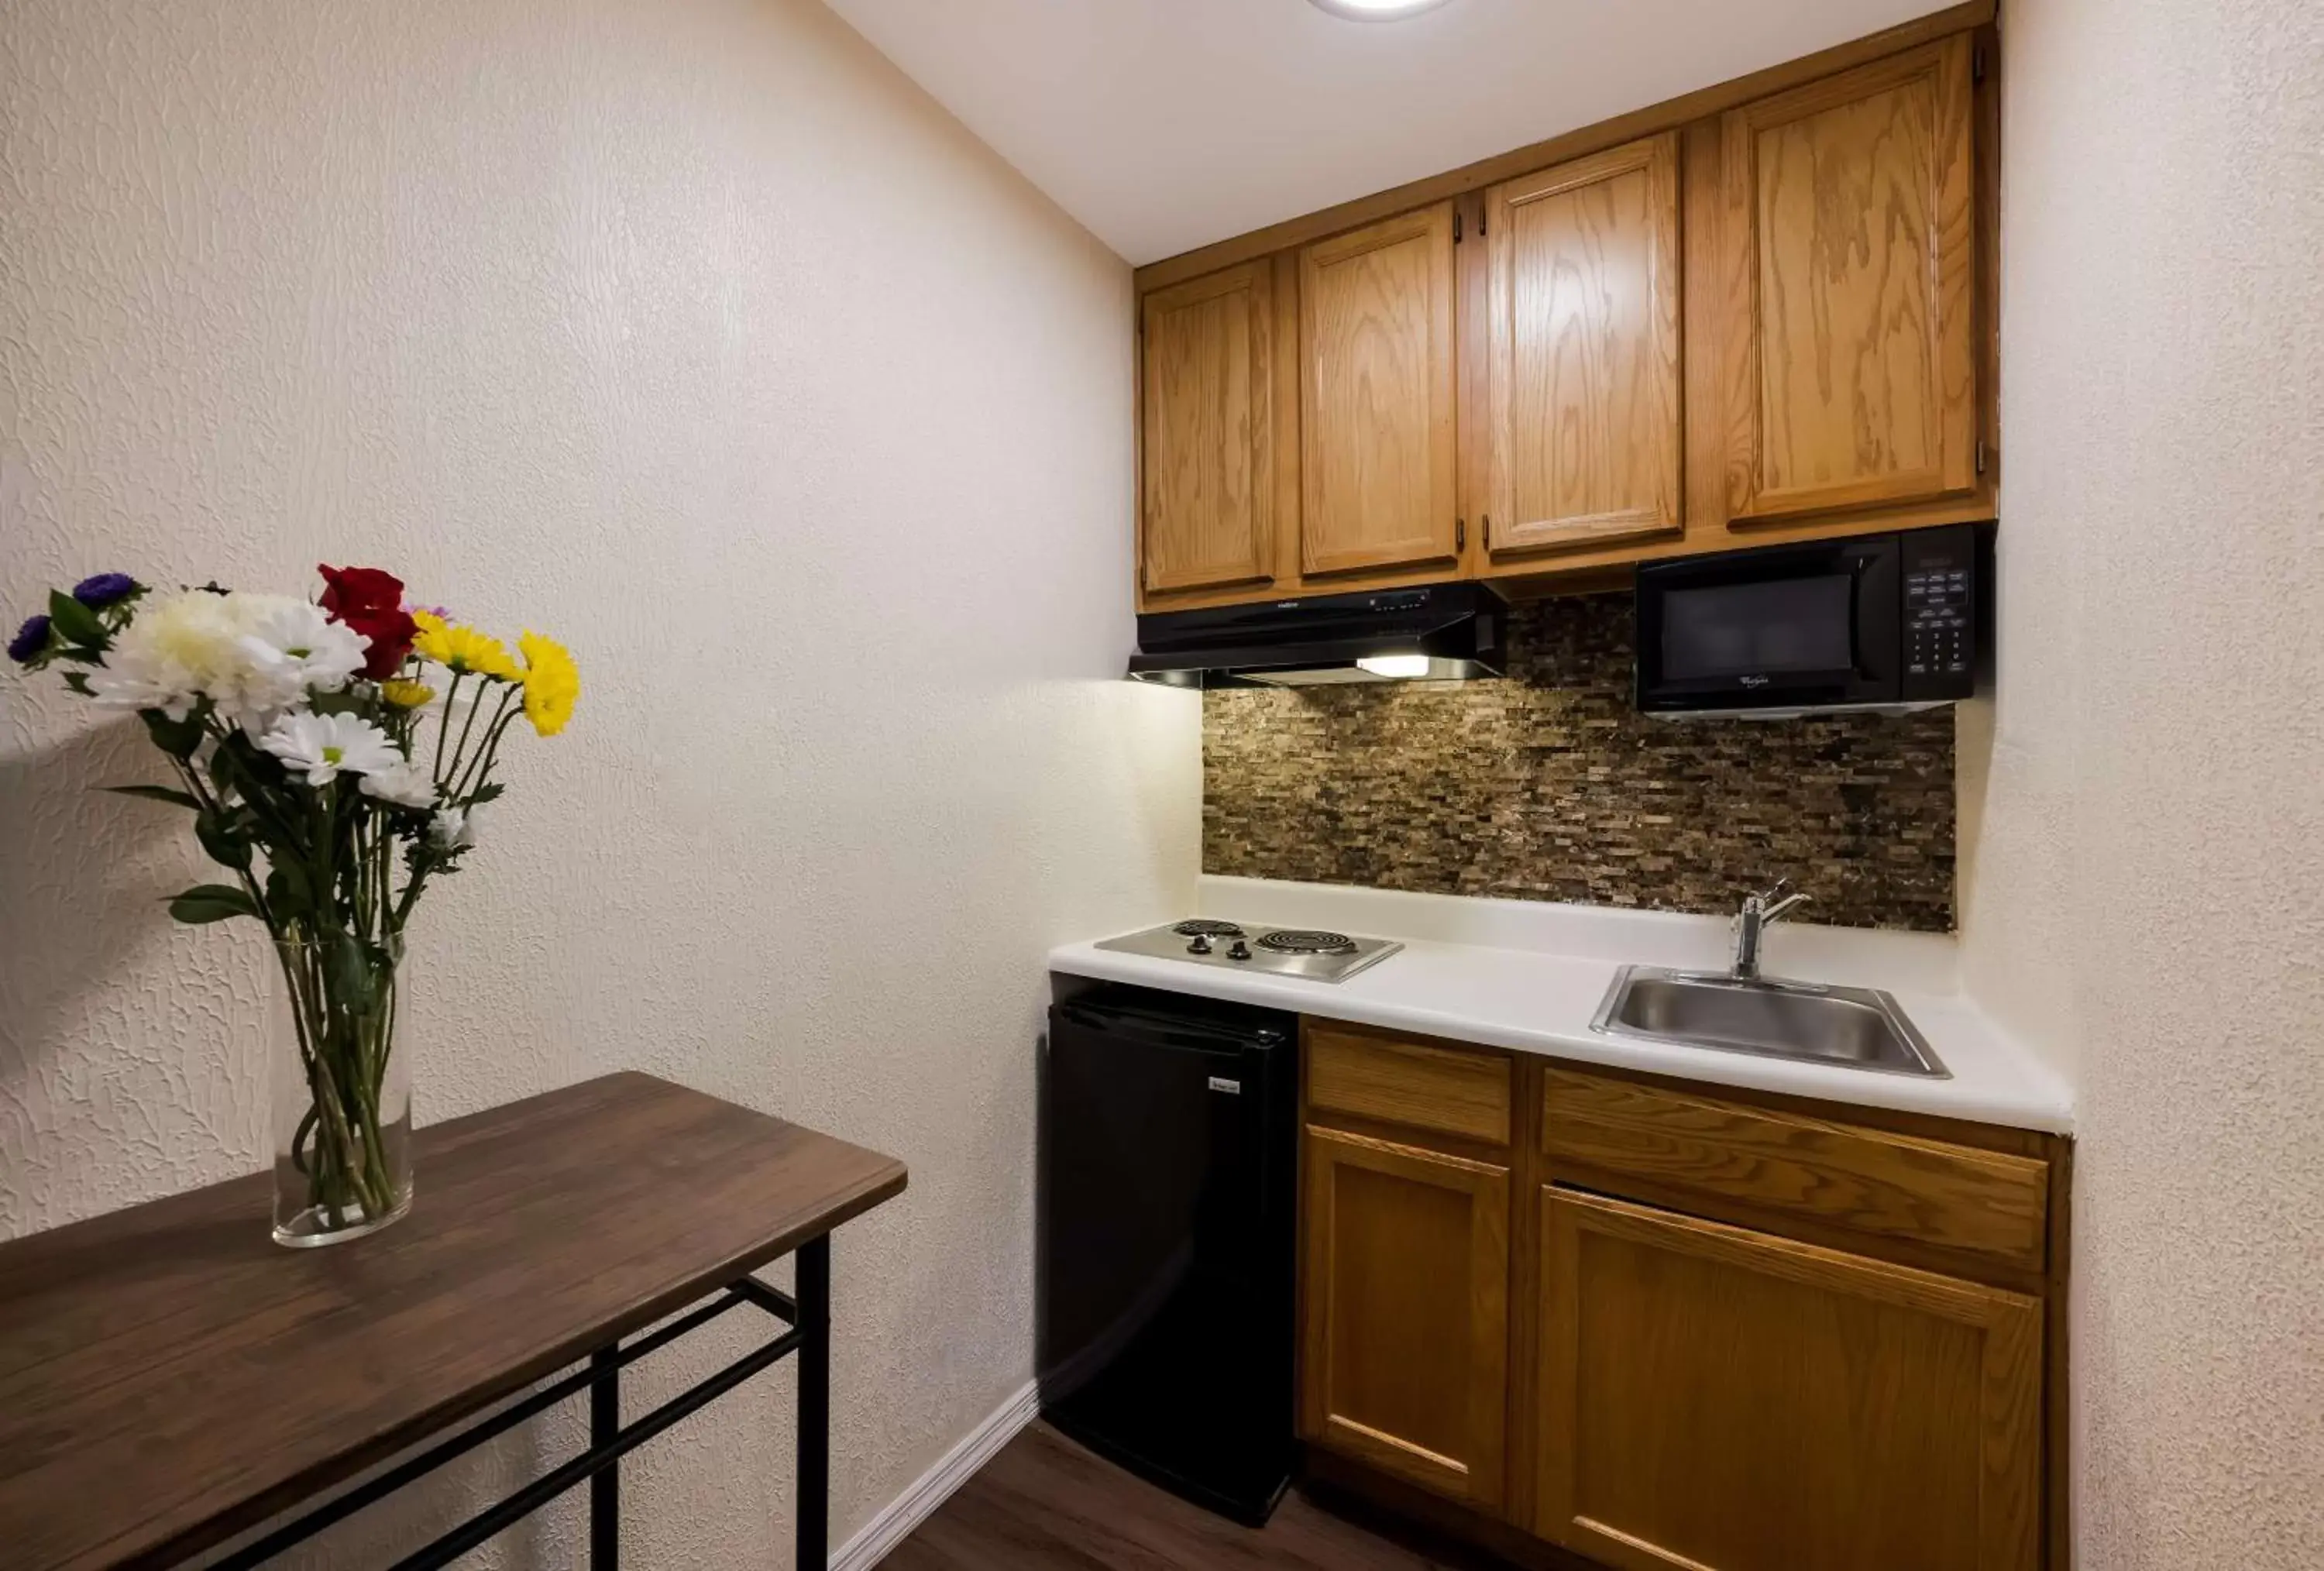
1542,1069,2047,1270
1308,1025,1512,1146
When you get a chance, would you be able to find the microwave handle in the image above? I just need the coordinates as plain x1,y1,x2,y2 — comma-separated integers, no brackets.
1851,555,1875,677
1850,541,1904,691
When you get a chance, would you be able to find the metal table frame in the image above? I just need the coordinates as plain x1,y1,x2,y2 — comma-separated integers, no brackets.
209,1237,832,1570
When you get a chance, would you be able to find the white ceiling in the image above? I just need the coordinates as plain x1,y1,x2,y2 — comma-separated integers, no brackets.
823,0,1956,265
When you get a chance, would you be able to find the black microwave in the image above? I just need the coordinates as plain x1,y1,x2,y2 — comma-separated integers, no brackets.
1634,525,1987,717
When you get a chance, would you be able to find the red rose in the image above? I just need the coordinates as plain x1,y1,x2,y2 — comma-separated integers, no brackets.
319,564,418,679
319,564,404,615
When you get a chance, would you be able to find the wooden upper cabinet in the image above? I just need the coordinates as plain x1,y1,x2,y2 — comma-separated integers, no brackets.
1301,1125,1508,1510
1536,1188,2041,1571
1133,25,1996,607
1483,133,1683,559
1299,205,1459,577
1140,261,1277,596
1720,36,1978,524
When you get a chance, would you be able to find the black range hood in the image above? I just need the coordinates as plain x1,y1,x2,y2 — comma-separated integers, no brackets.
1127,582,1507,689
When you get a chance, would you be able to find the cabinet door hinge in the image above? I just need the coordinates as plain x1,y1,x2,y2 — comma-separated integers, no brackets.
1455,517,1466,551
1975,439,1989,475
1453,209,1463,243
1482,514,1492,550
1973,43,1987,83
1477,206,1486,236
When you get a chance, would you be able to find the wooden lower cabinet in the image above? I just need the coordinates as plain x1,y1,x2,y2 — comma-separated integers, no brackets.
1535,1187,2044,1571
1297,1034,2061,1571
1300,1125,1509,1510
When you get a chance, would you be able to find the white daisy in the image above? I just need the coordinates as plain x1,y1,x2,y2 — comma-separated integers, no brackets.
359,758,437,810
257,710,402,788
233,597,368,712
428,802,485,851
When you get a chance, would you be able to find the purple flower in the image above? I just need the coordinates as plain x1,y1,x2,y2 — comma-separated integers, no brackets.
8,614,53,665
71,572,139,607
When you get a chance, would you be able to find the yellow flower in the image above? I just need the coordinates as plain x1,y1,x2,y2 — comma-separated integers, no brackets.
411,610,521,682
380,679,435,708
517,630,579,737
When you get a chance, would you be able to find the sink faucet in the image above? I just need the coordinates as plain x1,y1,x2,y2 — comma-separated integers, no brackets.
1731,879,1811,981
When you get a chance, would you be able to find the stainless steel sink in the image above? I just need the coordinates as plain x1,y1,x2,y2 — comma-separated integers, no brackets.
1590,966,1949,1078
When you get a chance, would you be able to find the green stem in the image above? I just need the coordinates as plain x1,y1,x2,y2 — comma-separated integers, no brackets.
432,672,464,781
450,695,523,806
288,1102,318,1177
446,686,516,805
445,675,492,788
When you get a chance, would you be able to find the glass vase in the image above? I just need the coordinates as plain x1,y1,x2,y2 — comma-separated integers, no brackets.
270,932,413,1246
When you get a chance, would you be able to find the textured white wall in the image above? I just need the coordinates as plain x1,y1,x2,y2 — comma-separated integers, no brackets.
0,0,1197,1565
1964,0,2324,1563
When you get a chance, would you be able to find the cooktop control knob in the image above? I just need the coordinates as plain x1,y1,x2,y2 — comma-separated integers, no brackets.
1186,935,1212,955
1227,940,1252,961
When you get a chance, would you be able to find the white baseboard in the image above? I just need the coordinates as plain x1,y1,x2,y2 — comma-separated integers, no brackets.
829,1380,1042,1571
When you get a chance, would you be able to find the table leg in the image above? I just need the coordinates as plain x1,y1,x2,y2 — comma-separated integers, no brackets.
796,1235,830,1569
590,1345,619,1568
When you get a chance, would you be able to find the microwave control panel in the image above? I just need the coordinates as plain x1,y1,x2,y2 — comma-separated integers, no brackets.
1900,524,1979,700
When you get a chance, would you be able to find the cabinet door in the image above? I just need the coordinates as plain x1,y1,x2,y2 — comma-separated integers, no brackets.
1140,261,1277,595
1537,1188,2041,1571
1301,1126,1508,1508
1721,36,1977,524
1483,133,1683,558
1299,205,1459,577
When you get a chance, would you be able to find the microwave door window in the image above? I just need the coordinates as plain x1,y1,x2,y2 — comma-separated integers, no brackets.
1661,576,1855,681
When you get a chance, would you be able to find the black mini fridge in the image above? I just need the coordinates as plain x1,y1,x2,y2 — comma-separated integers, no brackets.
1038,984,1299,1525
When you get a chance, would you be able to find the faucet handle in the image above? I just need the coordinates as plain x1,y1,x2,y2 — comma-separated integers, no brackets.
1763,886,1812,923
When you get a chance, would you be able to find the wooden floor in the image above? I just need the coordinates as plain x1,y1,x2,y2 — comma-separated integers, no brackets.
881,1422,1514,1571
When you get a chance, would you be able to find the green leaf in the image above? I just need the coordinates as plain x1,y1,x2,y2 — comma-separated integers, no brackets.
167,884,259,925
265,861,314,920
212,733,284,793
105,784,201,810
329,932,377,1014
141,707,204,759
61,669,92,696
466,782,505,806
194,810,252,870
46,589,109,651
308,689,365,717
209,736,249,794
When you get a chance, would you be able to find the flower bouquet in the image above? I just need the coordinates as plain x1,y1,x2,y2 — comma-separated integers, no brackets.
9,568,577,1245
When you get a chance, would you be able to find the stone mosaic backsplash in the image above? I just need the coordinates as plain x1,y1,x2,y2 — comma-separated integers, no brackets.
1202,593,1956,932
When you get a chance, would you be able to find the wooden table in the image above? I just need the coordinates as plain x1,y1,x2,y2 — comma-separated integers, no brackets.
0,1071,908,1571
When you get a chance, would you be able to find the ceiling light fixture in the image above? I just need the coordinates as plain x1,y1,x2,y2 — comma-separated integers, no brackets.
1308,0,1458,21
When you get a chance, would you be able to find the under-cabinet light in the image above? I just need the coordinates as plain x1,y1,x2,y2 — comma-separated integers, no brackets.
1355,654,1434,679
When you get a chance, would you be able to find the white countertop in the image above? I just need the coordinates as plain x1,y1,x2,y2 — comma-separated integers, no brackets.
1048,879,2074,1135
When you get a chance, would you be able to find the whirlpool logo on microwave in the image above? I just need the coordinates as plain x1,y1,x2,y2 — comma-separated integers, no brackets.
1740,674,1772,688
